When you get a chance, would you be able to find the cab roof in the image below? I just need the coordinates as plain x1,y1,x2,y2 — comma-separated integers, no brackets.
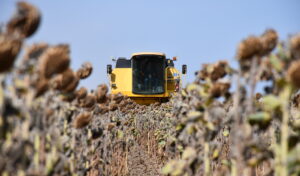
131,52,166,57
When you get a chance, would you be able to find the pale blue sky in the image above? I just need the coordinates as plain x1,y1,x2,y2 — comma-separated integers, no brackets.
1,0,300,89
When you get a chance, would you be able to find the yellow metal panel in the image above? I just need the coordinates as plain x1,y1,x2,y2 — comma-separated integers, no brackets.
166,67,180,93
110,68,132,94
131,52,165,57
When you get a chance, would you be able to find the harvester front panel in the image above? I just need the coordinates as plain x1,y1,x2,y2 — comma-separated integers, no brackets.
109,52,181,105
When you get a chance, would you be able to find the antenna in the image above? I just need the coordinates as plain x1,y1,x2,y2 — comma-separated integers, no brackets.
111,56,117,62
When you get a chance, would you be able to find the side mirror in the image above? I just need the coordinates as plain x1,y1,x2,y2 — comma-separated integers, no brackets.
107,64,112,74
182,64,187,74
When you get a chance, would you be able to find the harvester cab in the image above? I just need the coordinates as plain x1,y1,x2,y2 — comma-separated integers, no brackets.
107,52,187,105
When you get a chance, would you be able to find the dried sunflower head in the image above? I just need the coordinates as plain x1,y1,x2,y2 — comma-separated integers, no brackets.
61,75,79,93
38,44,70,78
290,33,300,59
23,42,48,61
75,87,88,100
237,36,263,60
34,76,49,97
260,29,278,56
52,68,74,89
109,103,118,111
80,94,96,109
6,1,41,38
287,60,300,88
61,93,76,102
73,112,92,129
97,104,109,114
95,84,108,103
0,34,22,73
76,62,93,79
197,64,209,80
210,82,231,98
197,61,229,82
210,60,228,81
111,93,124,104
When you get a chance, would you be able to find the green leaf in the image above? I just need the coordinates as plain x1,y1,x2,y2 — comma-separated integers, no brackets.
161,159,186,176
176,124,184,131
270,54,283,71
186,83,208,97
248,112,271,124
261,95,281,111
159,140,166,146
177,145,184,152
186,124,196,134
221,159,230,166
186,111,202,121
205,121,215,131
212,149,219,159
117,130,124,139
223,129,229,137
161,161,174,175
186,83,201,92
182,147,196,160
181,90,187,97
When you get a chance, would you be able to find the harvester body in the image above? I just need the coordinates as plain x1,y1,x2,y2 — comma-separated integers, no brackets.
107,52,186,105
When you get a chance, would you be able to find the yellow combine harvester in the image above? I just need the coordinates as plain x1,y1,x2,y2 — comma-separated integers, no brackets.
107,52,187,105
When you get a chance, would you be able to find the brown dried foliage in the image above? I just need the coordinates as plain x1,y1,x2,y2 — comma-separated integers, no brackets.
23,43,48,60
6,1,41,38
111,93,124,104
109,103,118,111
237,36,263,60
39,44,70,79
287,60,300,88
197,61,228,82
75,87,88,100
63,77,79,93
52,68,74,89
0,35,22,73
34,77,49,97
210,60,228,81
73,112,92,129
76,62,93,79
97,104,109,114
237,29,278,61
290,33,300,59
95,84,108,103
80,94,96,109
260,29,278,56
52,68,79,93
210,82,230,98
198,64,209,80
107,123,116,131
237,29,278,73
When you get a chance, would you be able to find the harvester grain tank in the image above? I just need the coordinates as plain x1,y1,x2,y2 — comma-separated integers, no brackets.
107,52,187,105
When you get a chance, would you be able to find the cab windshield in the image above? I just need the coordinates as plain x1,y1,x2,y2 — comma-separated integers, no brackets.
132,55,165,94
